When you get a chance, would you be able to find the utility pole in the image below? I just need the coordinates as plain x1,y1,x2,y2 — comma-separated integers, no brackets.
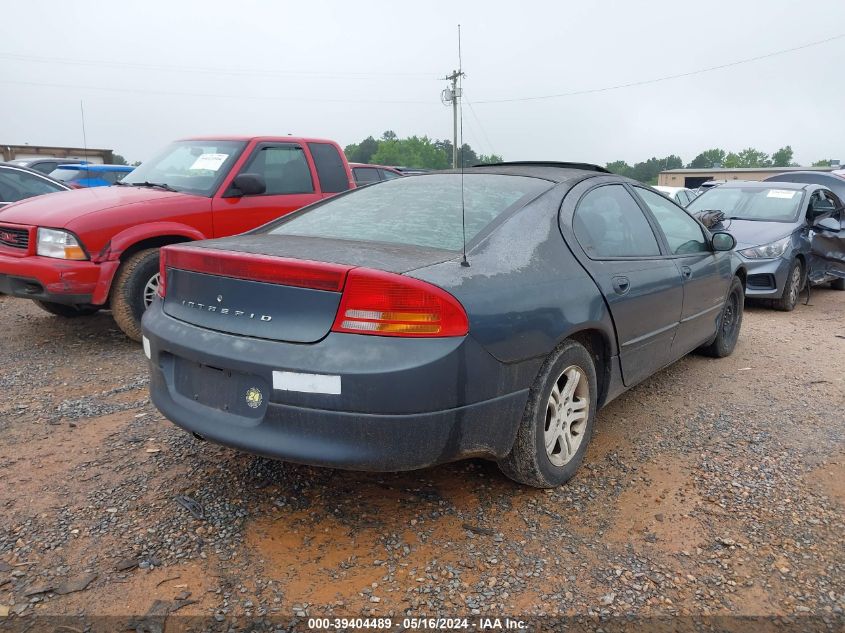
444,70,464,168
441,25,465,168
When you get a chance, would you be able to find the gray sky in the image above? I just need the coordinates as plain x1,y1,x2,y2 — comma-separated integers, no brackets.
2,0,843,166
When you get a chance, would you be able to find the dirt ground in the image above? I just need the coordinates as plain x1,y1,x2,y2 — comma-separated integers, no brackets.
0,289,843,631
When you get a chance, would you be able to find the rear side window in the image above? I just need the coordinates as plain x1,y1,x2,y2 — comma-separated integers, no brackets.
241,145,314,195
381,169,401,180
267,173,551,251
636,187,709,255
573,184,661,258
307,142,350,193
353,167,381,185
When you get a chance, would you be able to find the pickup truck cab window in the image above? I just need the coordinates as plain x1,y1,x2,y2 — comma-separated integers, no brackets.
307,142,350,193
239,145,315,195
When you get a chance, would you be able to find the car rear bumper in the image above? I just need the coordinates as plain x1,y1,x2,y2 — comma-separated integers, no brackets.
742,256,792,299
0,251,103,304
142,300,529,471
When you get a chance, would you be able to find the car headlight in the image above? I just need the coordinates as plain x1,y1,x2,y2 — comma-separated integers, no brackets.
738,236,791,259
36,228,88,260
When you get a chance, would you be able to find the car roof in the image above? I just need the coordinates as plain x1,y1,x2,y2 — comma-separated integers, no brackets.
54,164,134,172
712,180,810,190
767,171,845,181
177,135,340,144
442,162,610,183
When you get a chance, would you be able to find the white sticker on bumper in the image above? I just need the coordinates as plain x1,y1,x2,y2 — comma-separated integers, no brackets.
272,371,341,395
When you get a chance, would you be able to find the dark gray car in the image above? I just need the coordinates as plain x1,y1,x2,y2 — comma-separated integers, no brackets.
688,181,845,309
142,163,746,488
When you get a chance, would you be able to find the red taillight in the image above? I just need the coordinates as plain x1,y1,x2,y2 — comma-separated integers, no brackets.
158,245,351,297
331,268,468,338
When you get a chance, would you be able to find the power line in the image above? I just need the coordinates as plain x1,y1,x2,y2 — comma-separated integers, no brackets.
473,33,845,104
464,95,497,157
0,78,437,105
0,52,441,81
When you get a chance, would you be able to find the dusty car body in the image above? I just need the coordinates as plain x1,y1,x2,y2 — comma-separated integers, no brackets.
143,163,747,487
688,181,845,309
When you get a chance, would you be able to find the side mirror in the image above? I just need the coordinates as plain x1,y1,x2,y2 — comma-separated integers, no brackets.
814,217,840,232
711,231,736,252
228,173,266,197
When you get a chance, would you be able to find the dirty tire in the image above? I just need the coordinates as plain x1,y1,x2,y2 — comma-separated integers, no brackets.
33,300,100,318
498,339,597,488
773,258,803,312
111,248,160,342
832,277,845,291
698,276,744,358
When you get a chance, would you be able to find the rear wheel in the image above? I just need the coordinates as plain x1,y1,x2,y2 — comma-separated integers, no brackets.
111,248,161,342
773,259,803,311
498,340,597,488
33,300,100,318
698,276,744,358
832,277,845,291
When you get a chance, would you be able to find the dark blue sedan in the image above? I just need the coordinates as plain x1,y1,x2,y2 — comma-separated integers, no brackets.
142,163,746,487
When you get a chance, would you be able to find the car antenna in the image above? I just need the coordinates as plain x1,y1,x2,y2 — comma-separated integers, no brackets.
456,25,469,267
79,100,89,164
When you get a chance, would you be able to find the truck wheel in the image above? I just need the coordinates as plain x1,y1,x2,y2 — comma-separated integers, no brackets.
111,248,160,342
773,259,803,311
498,339,597,488
698,277,744,358
33,300,100,317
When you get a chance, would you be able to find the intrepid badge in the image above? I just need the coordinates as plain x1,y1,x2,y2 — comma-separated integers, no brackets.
245,387,263,409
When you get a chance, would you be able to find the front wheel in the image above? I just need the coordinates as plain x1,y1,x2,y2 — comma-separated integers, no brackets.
498,340,598,488
698,276,744,358
773,259,803,311
33,300,101,318
111,248,161,342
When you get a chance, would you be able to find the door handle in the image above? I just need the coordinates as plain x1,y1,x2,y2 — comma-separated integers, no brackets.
612,276,630,295
681,266,692,279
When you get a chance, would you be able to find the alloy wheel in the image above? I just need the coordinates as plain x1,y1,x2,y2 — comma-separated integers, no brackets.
143,273,160,309
544,365,589,467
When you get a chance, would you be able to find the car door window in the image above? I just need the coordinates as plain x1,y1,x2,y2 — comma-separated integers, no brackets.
307,142,350,193
636,187,709,255
573,184,662,258
825,191,844,224
353,167,380,185
380,169,401,180
241,145,314,195
0,170,64,201
809,190,837,220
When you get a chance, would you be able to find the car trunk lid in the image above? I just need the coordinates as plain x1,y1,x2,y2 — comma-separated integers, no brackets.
159,237,458,343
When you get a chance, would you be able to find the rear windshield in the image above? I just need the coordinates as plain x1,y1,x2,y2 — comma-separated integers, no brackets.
687,186,803,222
265,173,551,251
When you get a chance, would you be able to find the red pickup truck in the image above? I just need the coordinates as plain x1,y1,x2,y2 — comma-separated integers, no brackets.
0,136,354,340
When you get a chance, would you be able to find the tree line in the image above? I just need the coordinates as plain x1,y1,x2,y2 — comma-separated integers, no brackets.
344,131,502,169
606,145,835,185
